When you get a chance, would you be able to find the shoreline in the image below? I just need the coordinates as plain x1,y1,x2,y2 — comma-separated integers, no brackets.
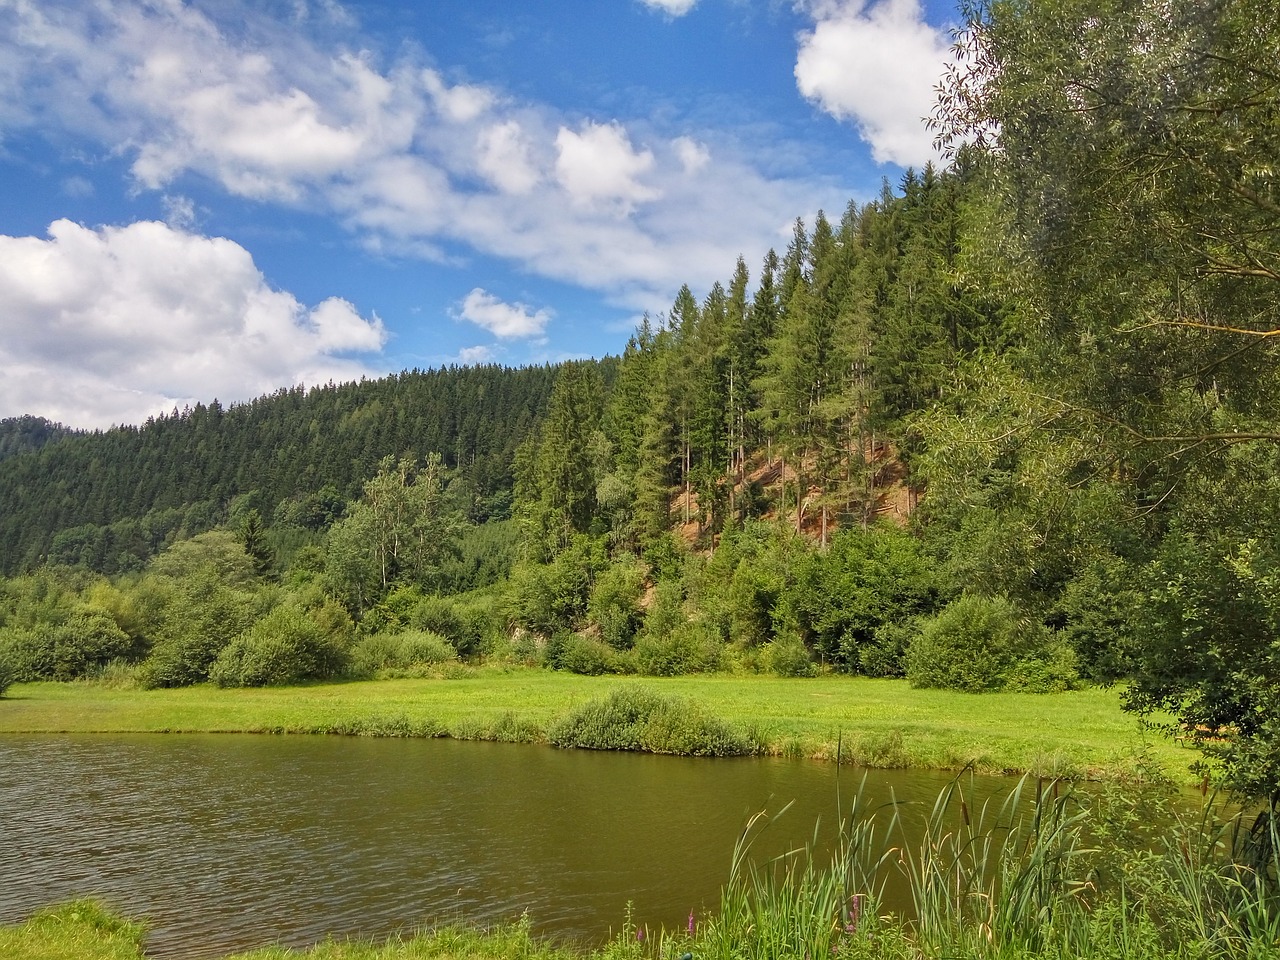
0,671,1196,783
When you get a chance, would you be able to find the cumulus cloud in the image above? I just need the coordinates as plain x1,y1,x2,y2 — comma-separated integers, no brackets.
0,0,850,325
422,68,494,123
477,120,540,194
457,345,495,364
795,0,952,167
554,121,659,214
0,220,386,429
459,289,551,339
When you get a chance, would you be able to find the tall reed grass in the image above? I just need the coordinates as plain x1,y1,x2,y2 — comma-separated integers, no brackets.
638,773,1280,960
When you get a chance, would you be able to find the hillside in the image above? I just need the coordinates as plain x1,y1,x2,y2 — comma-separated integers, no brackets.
0,364,578,574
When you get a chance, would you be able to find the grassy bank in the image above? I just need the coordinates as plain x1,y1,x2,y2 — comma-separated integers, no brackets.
0,670,1194,781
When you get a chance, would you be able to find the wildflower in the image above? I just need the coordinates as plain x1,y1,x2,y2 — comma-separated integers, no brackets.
688,910,696,934
843,894,861,935
637,927,645,943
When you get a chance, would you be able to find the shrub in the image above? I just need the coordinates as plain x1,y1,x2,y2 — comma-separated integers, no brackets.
586,557,647,649
505,535,609,635
1004,641,1082,693
906,594,1060,692
309,598,356,648
395,629,458,668
1,611,133,681
780,524,939,673
859,620,919,677
136,578,262,687
139,631,230,688
548,687,756,756
551,633,617,675
764,637,816,677
726,563,780,646
407,594,500,657
209,605,346,687
633,621,722,676
0,646,16,697
349,628,457,678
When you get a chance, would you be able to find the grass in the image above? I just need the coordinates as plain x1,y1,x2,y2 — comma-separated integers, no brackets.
0,903,580,960
0,670,1195,781
0,901,148,960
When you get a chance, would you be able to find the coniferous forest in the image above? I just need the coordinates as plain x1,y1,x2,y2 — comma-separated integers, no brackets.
2,0,1279,806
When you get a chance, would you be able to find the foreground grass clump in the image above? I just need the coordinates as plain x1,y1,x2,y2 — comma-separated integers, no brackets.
0,900,147,960
548,687,757,756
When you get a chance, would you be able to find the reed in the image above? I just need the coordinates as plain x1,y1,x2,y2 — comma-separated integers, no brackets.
682,775,1280,959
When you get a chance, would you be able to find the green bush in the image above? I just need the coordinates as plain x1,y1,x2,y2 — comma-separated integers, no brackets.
550,633,618,675
406,594,500,657
726,563,781,646
1057,556,1142,682
138,631,228,688
859,620,919,677
906,594,1063,692
633,621,722,676
0,646,16,697
780,524,939,673
505,535,609,635
764,637,816,677
209,605,346,687
0,611,134,681
132,568,270,688
1004,641,1082,693
548,687,756,756
586,557,647,649
349,628,457,678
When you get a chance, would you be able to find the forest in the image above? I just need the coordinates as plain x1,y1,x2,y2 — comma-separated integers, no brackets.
2,0,1278,807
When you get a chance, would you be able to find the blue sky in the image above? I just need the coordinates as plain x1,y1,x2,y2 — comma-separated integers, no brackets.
0,0,962,429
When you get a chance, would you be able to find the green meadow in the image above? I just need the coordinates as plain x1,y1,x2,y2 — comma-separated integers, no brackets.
0,671,1194,782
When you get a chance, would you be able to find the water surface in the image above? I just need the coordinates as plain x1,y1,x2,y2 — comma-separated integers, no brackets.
1,734,1025,958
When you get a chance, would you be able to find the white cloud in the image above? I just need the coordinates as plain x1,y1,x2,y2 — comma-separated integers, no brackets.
61,175,94,197
457,345,495,364
422,69,494,123
459,289,551,339
673,136,711,174
639,0,699,15
0,0,852,326
162,194,197,229
795,0,952,167
477,120,540,194
0,220,386,428
555,121,659,214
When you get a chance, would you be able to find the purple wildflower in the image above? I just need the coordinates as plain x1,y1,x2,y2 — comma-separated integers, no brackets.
688,910,696,934
637,927,645,943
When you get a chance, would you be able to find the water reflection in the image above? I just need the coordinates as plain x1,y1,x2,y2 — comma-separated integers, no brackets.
1,734,1036,959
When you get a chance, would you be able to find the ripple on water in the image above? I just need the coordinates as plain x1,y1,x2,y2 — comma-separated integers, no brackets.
2,733,1035,959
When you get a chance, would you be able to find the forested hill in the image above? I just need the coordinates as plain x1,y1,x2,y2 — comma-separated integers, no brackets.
0,416,80,463
0,161,994,576
0,363,580,574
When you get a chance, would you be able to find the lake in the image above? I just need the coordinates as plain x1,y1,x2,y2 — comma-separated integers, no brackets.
1,733,1038,958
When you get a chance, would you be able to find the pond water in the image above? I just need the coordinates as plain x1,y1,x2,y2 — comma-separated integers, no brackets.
1,734,1042,959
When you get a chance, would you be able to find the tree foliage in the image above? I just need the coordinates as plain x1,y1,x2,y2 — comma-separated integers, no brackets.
931,0,1280,797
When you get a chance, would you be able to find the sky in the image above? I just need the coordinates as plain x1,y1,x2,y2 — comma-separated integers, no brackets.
0,0,963,430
